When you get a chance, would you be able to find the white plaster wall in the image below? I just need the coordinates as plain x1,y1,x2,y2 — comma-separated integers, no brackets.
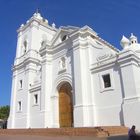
91,65,123,126
120,62,137,98
73,105,84,127
30,90,45,128
51,96,59,128
16,28,32,58
88,38,117,65
7,71,18,128
14,70,28,128
123,101,140,131
30,24,56,52
30,112,45,128
44,62,53,128
131,64,140,96
119,52,140,131
12,62,38,128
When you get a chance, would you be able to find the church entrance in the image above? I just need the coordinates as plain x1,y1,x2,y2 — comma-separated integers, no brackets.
59,82,73,127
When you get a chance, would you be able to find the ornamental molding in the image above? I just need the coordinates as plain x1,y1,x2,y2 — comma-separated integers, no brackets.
29,83,41,93
91,50,140,73
97,53,115,61
17,17,57,34
13,57,41,71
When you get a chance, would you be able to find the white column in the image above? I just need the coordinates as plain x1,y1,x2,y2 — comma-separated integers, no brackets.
51,96,59,128
25,64,36,128
15,32,22,58
72,38,94,127
41,54,53,128
8,71,17,128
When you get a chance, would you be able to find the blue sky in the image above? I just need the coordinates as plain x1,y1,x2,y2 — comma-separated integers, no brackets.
1,0,140,106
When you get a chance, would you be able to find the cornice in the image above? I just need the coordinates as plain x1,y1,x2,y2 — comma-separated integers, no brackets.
39,39,72,56
29,83,41,93
13,57,41,71
95,36,119,52
90,56,117,73
118,50,140,63
17,17,57,34
90,50,140,73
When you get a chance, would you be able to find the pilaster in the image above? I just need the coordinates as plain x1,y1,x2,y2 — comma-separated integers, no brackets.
7,71,18,128
40,48,53,128
72,37,94,127
118,50,140,130
25,63,37,128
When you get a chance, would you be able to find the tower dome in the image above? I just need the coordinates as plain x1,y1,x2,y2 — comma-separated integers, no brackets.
130,33,138,44
120,35,130,49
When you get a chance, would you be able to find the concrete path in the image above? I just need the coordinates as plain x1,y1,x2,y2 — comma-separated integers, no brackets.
0,135,128,140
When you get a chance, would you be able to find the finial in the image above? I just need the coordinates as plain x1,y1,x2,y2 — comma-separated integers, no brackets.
130,33,136,39
26,20,29,23
52,23,56,28
33,9,42,19
20,24,24,28
36,8,39,14
130,33,138,44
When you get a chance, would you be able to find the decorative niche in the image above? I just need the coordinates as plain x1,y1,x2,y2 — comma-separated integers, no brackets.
58,57,67,73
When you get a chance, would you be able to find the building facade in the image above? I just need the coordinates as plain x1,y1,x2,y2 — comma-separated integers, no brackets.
8,12,140,130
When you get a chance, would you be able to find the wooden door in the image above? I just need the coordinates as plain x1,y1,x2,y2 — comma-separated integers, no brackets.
59,83,73,127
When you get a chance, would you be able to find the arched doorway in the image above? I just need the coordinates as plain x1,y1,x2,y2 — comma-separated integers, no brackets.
59,82,73,127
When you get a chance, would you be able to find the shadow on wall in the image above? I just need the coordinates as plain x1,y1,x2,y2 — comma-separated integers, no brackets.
118,66,125,126
119,105,124,125
114,65,125,126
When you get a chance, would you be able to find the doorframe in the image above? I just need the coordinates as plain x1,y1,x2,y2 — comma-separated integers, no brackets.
51,75,74,128
58,82,73,127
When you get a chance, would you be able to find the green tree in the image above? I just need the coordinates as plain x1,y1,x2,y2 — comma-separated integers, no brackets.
0,105,10,120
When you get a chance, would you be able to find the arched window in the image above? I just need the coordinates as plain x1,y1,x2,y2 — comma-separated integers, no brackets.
34,94,38,104
23,40,27,53
61,35,67,41
19,80,23,88
21,40,28,56
18,101,22,111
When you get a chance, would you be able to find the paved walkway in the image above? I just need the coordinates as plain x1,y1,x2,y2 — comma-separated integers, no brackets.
0,135,128,140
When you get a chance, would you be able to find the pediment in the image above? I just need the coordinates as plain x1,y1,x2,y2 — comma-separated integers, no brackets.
51,26,79,46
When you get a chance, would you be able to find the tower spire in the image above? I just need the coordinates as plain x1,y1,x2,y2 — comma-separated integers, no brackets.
36,8,39,14
33,8,43,20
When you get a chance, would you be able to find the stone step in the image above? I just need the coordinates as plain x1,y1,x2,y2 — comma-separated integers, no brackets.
0,126,128,137
0,128,98,136
100,126,128,136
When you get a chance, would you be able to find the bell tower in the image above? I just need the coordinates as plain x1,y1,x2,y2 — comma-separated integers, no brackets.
8,11,57,128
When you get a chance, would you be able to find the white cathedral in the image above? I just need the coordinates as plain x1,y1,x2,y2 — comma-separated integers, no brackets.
8,12,140,130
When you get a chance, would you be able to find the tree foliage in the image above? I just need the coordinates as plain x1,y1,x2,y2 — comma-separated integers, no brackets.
0,105,10,120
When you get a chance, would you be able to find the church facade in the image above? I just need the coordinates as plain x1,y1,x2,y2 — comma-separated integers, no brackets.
8,12,140,130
